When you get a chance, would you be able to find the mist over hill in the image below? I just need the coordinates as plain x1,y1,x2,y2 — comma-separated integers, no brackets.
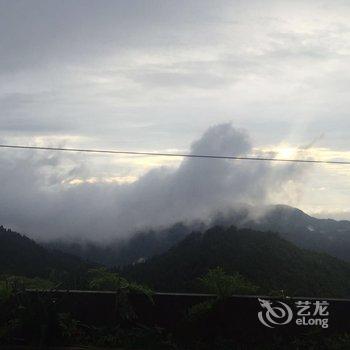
47,204,350,267
213,204,350,262
0,124,309,242
47,222,199,266
3,221,350,298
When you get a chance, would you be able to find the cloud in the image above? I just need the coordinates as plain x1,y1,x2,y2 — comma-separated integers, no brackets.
1,0,350,151
1,0,350,221
0,0,229,73
0,124,306,241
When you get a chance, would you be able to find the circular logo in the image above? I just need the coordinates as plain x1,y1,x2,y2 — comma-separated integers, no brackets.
258,298,293,328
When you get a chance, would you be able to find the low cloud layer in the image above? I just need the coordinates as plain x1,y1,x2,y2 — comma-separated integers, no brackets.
0,124,307,241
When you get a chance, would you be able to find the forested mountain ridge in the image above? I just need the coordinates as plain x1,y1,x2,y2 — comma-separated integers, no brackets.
46,205,350,267
214,205,350,262
3,222,350,298
124,225,350,298
46,222,196,266
0,225,92,281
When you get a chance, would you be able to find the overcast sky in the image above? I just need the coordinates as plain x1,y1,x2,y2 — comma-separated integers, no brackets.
1,0,350,240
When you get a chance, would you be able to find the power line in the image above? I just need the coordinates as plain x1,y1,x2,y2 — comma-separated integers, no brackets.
0,144,349,165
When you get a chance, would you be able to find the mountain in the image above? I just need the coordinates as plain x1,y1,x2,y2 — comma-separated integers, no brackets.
0,225,92,284
46,222,199,266
3,220,350,297
47,205,350,267
124,225,350,298
213,205,350,262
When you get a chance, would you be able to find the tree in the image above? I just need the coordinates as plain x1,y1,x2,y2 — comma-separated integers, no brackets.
198,267,258,298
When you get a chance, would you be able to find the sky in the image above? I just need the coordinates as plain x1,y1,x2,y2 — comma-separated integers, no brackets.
1,0,350,240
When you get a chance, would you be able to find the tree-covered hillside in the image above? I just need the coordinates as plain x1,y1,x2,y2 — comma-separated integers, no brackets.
47,222,194,266
214,205,350,262
124,225,350,298
4,222,350,298
0,225,92,286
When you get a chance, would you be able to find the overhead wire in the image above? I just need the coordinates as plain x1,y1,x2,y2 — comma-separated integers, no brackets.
0,144,349,165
